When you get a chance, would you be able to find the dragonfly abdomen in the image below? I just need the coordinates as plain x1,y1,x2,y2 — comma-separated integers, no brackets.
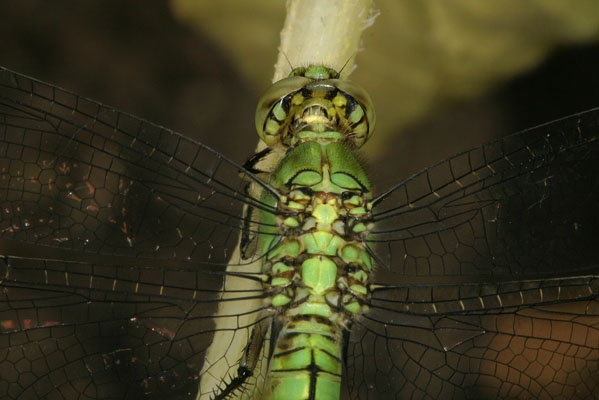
262,205,374,400
258,141,374,399
265,314,343,400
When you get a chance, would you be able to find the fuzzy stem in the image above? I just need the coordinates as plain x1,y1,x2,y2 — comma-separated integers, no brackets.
273,0,375,82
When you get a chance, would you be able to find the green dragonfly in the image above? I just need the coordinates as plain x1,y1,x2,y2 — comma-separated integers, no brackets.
0,65,597,400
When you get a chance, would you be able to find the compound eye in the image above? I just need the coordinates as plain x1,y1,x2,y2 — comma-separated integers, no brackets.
333,80,376,147
255,75,311,145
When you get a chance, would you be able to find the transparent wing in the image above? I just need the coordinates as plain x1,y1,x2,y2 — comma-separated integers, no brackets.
346,109,599,399
0,67,272,399
0,66,277,265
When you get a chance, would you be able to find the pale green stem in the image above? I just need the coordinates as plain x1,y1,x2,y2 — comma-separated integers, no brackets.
273,0,375,82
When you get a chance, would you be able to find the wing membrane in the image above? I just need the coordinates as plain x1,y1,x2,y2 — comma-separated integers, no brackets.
0,251,265,399
0,66,276,266
0,67,272,399
370,109,599,279
348,109,599,399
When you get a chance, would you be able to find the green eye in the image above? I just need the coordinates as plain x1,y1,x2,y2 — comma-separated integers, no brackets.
255,75,311,145
348,104,364,123
272,101,287,121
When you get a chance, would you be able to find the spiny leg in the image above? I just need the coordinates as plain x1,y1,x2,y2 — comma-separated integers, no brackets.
211,318,270,400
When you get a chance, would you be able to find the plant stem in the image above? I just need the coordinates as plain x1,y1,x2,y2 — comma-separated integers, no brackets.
273,0,375,82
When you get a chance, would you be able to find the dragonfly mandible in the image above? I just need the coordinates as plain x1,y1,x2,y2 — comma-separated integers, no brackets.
0,65,598,400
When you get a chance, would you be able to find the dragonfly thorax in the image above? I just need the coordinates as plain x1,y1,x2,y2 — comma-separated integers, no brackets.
274,188,373,242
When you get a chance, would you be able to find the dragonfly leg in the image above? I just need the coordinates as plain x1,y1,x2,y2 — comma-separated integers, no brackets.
243,147,272,174
211,317,270,399
240,203,258,259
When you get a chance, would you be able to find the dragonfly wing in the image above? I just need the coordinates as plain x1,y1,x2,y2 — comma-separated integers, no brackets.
348,109,599,399
370,108,598,279
0,67,270,399
0,255,236,399
347,279,599,399
0,66,275,266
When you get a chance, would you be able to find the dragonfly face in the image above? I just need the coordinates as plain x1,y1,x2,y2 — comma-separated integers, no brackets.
0,65,598,400
256,65,375,149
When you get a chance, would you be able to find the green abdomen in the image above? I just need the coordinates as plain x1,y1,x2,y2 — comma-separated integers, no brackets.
266,314,343,400
259,143,374,399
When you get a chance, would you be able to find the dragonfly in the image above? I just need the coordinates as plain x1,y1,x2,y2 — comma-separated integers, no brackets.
0,64,597,400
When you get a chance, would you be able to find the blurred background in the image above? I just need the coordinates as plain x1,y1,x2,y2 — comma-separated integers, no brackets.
1,0,597,190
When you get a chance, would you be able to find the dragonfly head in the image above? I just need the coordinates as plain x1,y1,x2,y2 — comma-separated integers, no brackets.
255,65,376,148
